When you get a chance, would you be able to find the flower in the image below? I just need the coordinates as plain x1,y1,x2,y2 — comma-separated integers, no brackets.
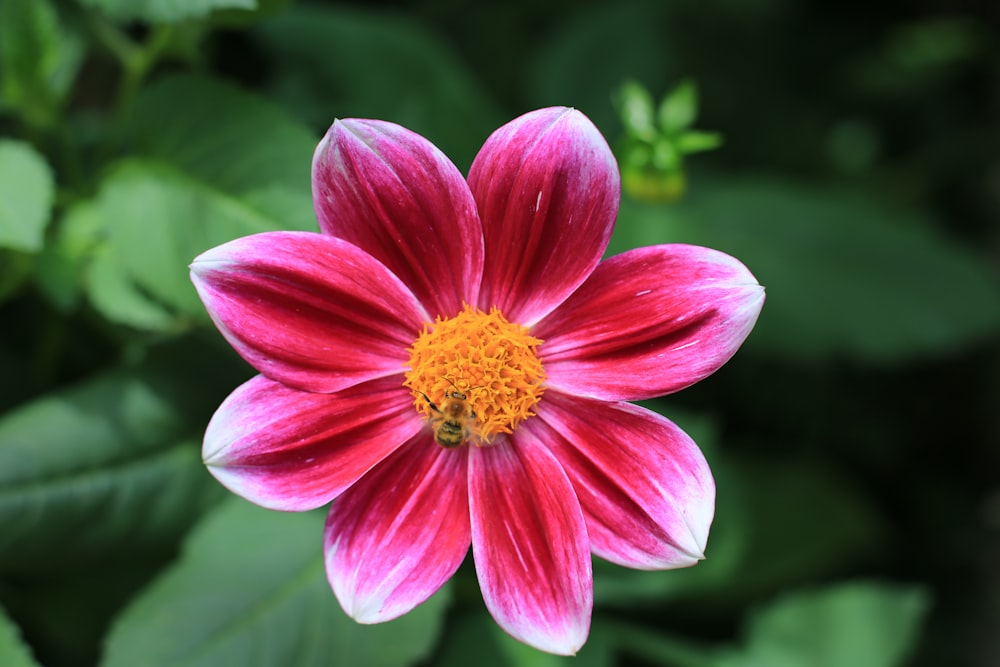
190,107,764,655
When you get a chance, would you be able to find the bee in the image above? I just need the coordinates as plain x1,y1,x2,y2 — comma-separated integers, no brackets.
420,381,480,448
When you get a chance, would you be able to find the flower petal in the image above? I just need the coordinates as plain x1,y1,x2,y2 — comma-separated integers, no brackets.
469,436,592,655
468,107,619,326
191,231,427,394
324,435,470,623
203,375,420,511
536,244,764,401
533,392,714,569
313,118,483,317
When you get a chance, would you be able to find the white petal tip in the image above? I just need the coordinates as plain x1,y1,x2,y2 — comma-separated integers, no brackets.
508,627,588,656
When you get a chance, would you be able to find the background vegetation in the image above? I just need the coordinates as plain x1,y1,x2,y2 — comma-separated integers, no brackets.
1,0,998,665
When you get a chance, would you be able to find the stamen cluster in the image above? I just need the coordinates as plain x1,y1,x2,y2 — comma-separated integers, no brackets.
404,304,545,444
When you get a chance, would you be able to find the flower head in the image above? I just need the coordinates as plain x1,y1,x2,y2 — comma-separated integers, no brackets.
190,107,764,655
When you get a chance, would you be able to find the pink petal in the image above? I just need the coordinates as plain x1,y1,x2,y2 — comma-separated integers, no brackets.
312,118,483,318
468,107,620,326
532,392,714,569
535,244,764,401
203,375,420,511
191,231,428,394
324,435,471,623
469,437,592,655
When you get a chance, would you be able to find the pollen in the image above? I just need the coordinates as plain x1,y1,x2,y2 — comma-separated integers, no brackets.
404,304,545,446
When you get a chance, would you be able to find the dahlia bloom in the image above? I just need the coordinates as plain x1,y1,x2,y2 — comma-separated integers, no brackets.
190,107,763,655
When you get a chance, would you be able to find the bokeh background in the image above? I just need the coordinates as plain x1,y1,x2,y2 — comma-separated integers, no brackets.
1,0,998,666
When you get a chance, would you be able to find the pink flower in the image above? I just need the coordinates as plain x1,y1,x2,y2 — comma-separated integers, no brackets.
190,107,763,655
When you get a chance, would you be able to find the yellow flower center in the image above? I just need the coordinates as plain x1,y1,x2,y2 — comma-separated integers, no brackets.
404,304,545,447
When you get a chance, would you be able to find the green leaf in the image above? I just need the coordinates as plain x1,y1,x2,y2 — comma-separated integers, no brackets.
658,79,699,134
675,130,724,154
35,200,105,312
0,140,55,252
616,80,658,141
126,74,317,195
77,0,256,23
0,344,238,572
252,5,503,170
601,582,928,667
0,606,40,667
0,0,83,126
102,498,452,667
96,160,298,321
612,177,1000,363
81,74,319,330
717,582,931,667
39,196,200,325
434,610,513,667
86,243,178,330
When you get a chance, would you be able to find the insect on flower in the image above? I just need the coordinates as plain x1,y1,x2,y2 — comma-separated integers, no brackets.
421,380,483,448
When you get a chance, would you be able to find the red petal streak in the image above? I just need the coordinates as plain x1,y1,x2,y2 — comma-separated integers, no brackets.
533,393,714,569
191,231,427,394
203,375,420,511
468,107,619,326
469,437,592,655
536,244,764,401
313,119,483,318
324,435,470,623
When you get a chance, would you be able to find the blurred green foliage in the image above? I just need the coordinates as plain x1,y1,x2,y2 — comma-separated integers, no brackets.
615,79,723,201
1,0,998,666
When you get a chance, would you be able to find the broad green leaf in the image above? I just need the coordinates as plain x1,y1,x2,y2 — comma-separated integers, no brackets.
126,74,317,195
35,200,105,312
86,244,179,331
102,497,452,667
38,199,181,322
96,160,300,319
0,606,40,667
0,343,239,572
85,73,319,330
434,610,513,667
77,0,255,23
0,140,54,252
0,0,83,125
86,160,315,329
252,5,503,170
716,582,931,667
611,177,1000,363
